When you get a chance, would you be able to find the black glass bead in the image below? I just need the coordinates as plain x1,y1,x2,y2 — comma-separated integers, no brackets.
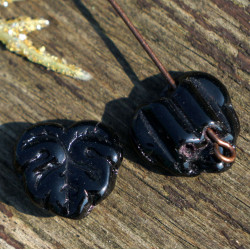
131,72,240,176
15,121,123,219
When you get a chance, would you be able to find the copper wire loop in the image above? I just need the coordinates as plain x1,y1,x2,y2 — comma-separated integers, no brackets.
108,1,235,163
206,128,236,163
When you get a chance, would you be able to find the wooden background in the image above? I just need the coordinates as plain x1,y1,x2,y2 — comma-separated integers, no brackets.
0,0,249,248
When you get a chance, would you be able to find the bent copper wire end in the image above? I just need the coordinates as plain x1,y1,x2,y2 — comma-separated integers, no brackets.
206,128,236,163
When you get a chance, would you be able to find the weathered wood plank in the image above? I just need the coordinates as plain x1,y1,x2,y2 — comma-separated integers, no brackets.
0,0,249,248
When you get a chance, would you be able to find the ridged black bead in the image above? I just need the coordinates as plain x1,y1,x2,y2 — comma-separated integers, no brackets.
15,121,123,219
131,72,240,176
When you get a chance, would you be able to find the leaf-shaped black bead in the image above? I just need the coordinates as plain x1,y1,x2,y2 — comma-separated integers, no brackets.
131,72,240,176
15,121,123,219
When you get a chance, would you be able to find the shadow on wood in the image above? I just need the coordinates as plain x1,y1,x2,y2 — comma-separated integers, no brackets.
74,0,140,85
102,72,184,176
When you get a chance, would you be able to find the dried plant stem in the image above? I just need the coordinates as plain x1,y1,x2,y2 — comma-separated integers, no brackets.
0,17,92,81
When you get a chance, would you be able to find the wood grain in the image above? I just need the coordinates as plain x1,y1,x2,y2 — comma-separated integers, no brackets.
0,0,249,248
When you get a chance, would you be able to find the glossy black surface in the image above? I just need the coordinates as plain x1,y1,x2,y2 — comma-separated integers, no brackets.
15,121,123,219
131,72,240,176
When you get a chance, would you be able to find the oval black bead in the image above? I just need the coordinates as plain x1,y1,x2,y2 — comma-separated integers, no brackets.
131,72,240,176
15,121,123,219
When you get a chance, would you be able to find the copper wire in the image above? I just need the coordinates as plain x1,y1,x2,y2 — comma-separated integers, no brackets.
107,0,176,90
107,1,236,164
206,128,236,163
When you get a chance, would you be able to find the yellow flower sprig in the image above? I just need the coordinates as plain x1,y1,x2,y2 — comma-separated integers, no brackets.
0,16,92,81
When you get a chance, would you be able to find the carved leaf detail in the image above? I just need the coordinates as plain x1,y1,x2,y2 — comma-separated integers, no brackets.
15,121,123,218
